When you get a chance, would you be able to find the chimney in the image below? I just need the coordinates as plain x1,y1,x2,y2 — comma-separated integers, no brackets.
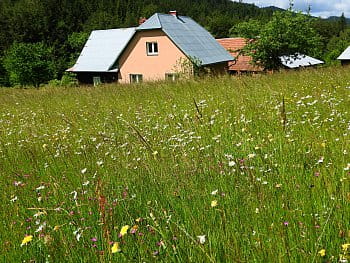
169,10,178,17
139,17,147,25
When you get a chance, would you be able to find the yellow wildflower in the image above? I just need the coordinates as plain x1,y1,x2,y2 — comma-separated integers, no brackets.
318,249,326,257
321,142,326,148
120,225,129,236
211,200,218,207
53,225,60,231
135,217,142,223
111,242,121,253
21,235,33,247
342,243,350,251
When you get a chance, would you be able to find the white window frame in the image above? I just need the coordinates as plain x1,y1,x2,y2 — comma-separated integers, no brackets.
93,76,101,86
165,73,179,81
146,42,158,56
130,74,143,83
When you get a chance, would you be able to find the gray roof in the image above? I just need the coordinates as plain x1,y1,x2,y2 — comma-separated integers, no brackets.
68,13,233,73
68,27,136,72
280,54,324,69
137,13,234,66
337,46,350,60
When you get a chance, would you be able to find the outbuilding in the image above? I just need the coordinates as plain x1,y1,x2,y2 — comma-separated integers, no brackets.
337,46,350,66
279,54,324,69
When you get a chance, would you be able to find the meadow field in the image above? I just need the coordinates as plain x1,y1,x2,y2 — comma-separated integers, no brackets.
0,67,349,262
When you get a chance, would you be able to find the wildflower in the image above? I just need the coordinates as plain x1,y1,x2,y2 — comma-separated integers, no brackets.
317,157,324,164
10,196,18,202
228,161,236,167
130,225,138,234
81,168,87,174
275,184,282,188
36,185,45,191
73,228,82,241
70,191,78,200
283,221,289,226
344,164,350,171
35,222,47,232
321,142,326,148
342,243,350,252
53,225,60,231
111,242,121,253
318,249,326,257
211,200,218,207
156,240,165,247
197,235,206,244
14,181,23,186
211,189,218,195
120,225,129,237
21,235,33,247
135,217,142,223
33,211,46,218
91,237,97,242
248,153,256,159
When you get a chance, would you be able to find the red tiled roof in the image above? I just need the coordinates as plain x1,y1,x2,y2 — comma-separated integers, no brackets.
216,38,263,72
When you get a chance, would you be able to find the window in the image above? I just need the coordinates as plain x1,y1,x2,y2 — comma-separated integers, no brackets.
165,73,179,81
93,76,101,86
130,74,143,83
146,42,158,56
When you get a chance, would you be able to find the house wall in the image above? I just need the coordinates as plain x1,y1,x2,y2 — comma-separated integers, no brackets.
117,30,189,83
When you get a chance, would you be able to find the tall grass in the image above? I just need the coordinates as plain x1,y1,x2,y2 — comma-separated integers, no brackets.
1,67,349,262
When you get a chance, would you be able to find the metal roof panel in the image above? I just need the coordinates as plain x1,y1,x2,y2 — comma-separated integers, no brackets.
138,13,234,65
137,13,162,30
69,27,136,72
337,46,350,60
280,54,324,68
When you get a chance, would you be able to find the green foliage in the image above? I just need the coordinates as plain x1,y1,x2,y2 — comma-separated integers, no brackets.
48,72,78,87
67,32,90,66
207,12,235,38
324,29,350,64
3,42,56,87
229,19,262,38
339,13,347,33
239,11,323,70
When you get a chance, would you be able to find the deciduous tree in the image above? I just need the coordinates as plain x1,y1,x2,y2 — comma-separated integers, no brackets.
3,42,56,87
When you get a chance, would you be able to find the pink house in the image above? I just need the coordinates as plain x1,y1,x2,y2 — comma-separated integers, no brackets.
68,11,234,84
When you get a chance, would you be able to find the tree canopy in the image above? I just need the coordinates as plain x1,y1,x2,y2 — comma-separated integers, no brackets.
3,42,55,87
232,11,323,70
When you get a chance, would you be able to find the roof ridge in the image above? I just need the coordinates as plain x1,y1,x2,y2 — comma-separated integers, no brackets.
92,27,136,32
217,37,246,40
156,13,162,28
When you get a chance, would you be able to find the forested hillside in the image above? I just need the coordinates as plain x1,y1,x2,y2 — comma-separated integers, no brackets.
0,0,348,86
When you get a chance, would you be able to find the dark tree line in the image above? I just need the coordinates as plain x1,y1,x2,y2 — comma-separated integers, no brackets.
0,0,347,86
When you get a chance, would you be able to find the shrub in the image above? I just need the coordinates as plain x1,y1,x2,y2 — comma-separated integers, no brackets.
3,42,56,87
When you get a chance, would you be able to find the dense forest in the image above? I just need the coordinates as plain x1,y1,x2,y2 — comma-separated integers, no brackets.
0,0,348,86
